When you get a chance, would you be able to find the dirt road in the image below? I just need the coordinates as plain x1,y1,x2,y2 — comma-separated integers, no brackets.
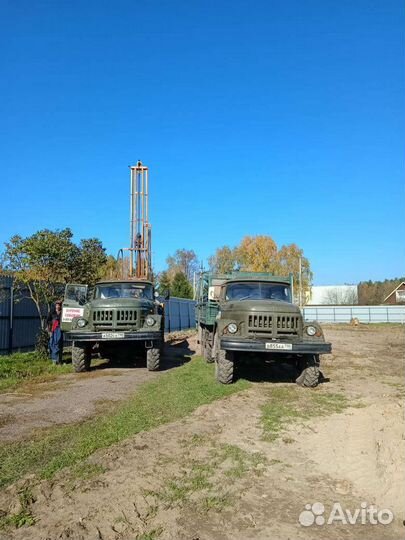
0,336,194,442
1,325,404,540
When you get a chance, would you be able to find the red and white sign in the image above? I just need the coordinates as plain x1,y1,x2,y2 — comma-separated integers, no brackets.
62,307,84,323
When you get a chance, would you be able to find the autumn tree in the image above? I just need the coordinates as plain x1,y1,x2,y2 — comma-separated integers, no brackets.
208,246,237,273
208,235,313,301
358,277,405,305
166,249,199,282
171,271,193,299
276,243,312,302
236,235,278,273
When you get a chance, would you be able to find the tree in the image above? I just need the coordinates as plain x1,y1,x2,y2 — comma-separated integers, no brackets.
208,235,313,301
166,249,199,282
208,246,237,273
156,271,171,295
73,238,107,285
236,235,278,272
276,243,312,303
171,271,193,299
358,277,405,305
323,287,358,305
1,228,107,326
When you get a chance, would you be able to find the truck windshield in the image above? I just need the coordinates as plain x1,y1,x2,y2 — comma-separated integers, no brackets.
225,282,291,302
95,283,153,300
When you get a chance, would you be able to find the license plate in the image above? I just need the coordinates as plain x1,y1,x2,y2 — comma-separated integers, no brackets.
101,332,125,339
265,342,292,350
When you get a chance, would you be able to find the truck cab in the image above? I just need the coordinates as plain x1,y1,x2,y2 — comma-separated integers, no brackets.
196,272,331,386
62,280,164,372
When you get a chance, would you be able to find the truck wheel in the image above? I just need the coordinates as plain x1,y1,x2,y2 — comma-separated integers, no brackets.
215,349,234,384
202,328,214,363
203,340,214,363
147,347,160,371
72,343,91,373
197,325,203,356
295,354,320,388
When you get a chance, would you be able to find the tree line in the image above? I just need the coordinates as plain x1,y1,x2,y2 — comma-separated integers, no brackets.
2,227,399,311
358,277,405,305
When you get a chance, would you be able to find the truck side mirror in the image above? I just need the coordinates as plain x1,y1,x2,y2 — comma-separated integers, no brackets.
164,290,170,300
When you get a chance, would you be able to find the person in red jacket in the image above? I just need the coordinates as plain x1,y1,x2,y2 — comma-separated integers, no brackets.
47,301,63,364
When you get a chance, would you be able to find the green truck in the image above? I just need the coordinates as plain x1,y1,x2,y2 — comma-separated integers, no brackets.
196,271,331,386
61,280,164,372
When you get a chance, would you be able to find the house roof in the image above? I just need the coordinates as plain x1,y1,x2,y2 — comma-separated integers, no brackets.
383,281,405,303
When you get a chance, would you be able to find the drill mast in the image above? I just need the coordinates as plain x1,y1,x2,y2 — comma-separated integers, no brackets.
128,161,152,280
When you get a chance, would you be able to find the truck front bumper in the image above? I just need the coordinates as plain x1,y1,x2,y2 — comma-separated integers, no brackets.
65,331,163,342
220,338,332,355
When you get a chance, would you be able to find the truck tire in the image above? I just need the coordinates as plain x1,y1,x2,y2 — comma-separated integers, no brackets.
203,339,214,363
72,343,91,373
147,347,160,371
295,354,320,388
215,349,234,384
197,325,203,356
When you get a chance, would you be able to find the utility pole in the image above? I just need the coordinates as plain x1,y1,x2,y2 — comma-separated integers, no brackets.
299,256,303,308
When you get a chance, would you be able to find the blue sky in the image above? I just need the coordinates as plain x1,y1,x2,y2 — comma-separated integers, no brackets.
1,0,404,285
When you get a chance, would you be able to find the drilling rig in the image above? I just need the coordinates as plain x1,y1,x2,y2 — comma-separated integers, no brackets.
128,161,152,280
62,160,164,373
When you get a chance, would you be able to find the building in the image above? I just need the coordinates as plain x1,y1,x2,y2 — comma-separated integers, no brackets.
383,282,405,305
306,285,358,306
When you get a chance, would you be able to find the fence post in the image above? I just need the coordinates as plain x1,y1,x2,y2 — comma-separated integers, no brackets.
8,285,14,355
166,300,171,333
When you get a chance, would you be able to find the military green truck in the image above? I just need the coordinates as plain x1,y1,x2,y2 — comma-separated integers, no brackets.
196,271,331,386
61,280,164,372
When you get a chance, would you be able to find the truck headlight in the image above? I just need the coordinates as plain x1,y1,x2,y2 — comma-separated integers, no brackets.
77,318,87,328
227,323,238,334
306,325,317,336
145,316,156,327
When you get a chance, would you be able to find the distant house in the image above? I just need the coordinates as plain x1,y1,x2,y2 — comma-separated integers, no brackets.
306,285,358,306
383,282,405,305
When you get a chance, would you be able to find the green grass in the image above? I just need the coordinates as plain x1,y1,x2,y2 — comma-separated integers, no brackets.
146,440,266,514
0,357,250,488
0,351,72,393
261,387,348,441
0,487,36,529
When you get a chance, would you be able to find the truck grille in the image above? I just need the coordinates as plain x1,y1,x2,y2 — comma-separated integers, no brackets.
248,314,273,331
116,310,138,326
248,313,301,337
92,310,113,325
92,309,139,329
276,315,300,335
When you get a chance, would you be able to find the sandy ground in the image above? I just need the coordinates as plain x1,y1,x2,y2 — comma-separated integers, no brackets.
0,325,404,540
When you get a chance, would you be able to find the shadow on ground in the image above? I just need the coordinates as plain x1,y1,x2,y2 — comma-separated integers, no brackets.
74,338,195,372
235,356,329,385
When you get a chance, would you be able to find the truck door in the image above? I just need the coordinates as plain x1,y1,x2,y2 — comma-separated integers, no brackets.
61,284,88,332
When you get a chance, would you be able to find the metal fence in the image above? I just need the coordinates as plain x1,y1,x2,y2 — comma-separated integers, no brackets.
0,276,44,353
164,297,196,332
0,276,196,354
303,305,405,324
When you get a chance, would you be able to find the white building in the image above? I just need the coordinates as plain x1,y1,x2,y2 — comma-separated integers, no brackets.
307,285,358,305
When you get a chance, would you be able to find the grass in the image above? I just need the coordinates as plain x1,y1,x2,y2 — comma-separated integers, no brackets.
147,440,266,514
0,487,36,529
261,387,348,441
0,351,72,393
0,357,250,488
